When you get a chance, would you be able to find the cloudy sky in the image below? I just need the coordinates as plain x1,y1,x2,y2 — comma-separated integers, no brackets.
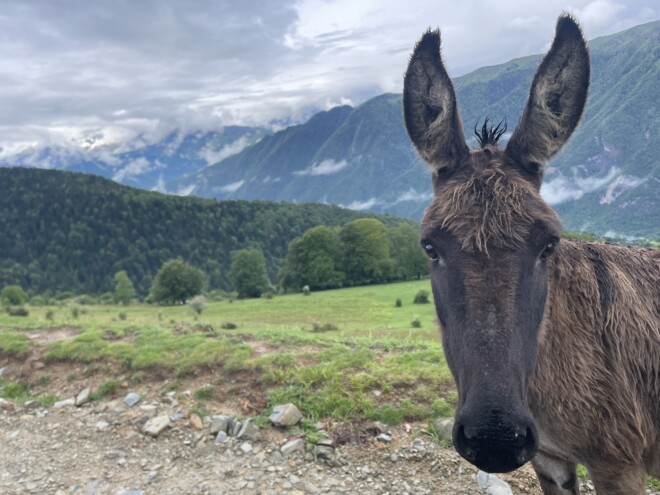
0,0,656,154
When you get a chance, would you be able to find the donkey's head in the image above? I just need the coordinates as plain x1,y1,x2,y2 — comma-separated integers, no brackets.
404,15,589,473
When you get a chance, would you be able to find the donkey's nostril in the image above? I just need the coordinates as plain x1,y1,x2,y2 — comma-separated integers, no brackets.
454,424,478,462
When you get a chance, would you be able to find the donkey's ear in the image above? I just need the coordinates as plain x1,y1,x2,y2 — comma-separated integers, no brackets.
506,14,589,187
403,29,469,174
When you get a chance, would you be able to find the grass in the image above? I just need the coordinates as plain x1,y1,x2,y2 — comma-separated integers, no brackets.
1,280,453,424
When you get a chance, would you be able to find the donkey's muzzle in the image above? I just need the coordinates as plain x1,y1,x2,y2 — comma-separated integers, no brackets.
453,412,538,473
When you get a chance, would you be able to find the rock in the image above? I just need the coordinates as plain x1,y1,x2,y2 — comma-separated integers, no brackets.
117,491,142,495
269,403,302,427
239,441,253,454
75,387,90,407
0,398,15,411
210,415,231,434
376,433,392,443
123,392,141,408
390,453,398,462
314,439,335,460
434,417,454,443
142,415,170,437
411,438,426,452
95,420,110,431
23,400,41,410
0,367,5,377
189,413,204,430
169,411,185,422
228,420,242,437
53,398,75,408
32,361,46,369
476,471,514,495
236,419,259,441
280,438,305,456
214,431,229,444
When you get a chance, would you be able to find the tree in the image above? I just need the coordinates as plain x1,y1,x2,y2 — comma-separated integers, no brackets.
1,285,27,306
188,295,208,315
113,271,136,305
339,218,394,285
150,259,205,305
229,248,270,298
279,226,345,291
388,224,429,280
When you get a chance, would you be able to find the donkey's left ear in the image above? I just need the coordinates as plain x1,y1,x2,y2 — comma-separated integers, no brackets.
506,14,589,188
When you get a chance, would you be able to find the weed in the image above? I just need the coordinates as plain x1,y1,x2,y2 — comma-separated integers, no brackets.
89,379,121,401
35,375,51,387
194,386,214,401
413,290,430,304
411,316,422,328
395,298,402,307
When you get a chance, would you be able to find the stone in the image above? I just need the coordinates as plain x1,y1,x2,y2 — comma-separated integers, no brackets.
32,361,46,369
214,431,229,444
75,388,90,407
95,420,110,431
23,400,41,410
189,413,204,430
236,419,260,441
0,398,15,411
239,441,253,454
376,433,392,443
228,420,242,437
411,438,426,452
169,411,185,422
314,442,334,461
142,415,170,437
117,491,142,495
280,438,305,456
210,415,231,434
123,392,141,408
0,366,5,377
53,398,75,408
476,471,514,495
269,403,302,427
434,417,454,443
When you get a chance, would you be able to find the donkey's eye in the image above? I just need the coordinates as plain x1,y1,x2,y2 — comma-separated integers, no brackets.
540,241,557,259
424,243,438,260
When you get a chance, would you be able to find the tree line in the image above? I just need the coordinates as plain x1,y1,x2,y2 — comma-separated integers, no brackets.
0,168,415,297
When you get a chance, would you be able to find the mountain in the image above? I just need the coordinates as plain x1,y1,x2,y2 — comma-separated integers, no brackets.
0,126,269,192
0,168,409,296
169,21,659,238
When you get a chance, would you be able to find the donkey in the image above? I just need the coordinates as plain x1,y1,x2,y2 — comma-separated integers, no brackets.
403,14,660,495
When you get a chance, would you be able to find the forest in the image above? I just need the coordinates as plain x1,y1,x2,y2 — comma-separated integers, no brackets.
0,168,423,297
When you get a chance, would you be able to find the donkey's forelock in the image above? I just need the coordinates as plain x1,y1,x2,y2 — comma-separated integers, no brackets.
423,155,561,254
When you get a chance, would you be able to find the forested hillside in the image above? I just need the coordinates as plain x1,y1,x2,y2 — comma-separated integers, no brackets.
0,168,410,296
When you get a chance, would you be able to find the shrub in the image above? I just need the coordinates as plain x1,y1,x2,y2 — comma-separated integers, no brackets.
29,295,48,307
1,285,27,306
311,321,339,332
75,295,96,305
8,307,29,317
118,312,127,321
413,290,430,304
302,285,311,296
45,310,55,321
188,295,208,316
262,290,274,299
221,322,237,330
54,291,75,301
70,306,80,319
411,316,422,328
395,298,402,307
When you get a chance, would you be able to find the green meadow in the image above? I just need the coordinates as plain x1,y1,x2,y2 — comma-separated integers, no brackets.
0,280,456,425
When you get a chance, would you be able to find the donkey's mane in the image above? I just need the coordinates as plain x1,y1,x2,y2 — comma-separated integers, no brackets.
425,161,560,254
474,117,507,147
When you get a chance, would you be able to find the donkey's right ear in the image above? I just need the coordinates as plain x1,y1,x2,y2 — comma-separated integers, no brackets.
403,29,469,174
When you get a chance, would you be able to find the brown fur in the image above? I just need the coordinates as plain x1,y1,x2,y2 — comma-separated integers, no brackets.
404,13,659,493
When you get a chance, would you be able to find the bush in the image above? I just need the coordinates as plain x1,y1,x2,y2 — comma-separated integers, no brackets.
29,295,48,307
76,295,96,305
262,290,274,299
311,322,339,332
188,295,208,315
302,285,311,296
221,322,237,330
413,290,430,304
118,312,127,321
411,316,422,328
45,310,54,321
395,298,402,307
1,285,27,306
70,306,80,319
54,291,75,301
7,307,29,317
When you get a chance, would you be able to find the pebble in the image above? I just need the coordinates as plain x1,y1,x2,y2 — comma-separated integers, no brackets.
75,388,91,407
95,420,110,431
269,403,303,427
189,413,204,430
53,398,75,408
215,431,229,444
376,433,392,443
123,393,141,408
240,441,253,454
475,471,514,495
142,416,170,437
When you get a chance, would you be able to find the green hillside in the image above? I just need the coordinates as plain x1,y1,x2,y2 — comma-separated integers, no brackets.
0,168,410,296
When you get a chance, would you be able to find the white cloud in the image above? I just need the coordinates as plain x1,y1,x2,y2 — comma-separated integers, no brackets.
540,167,620,205
199,135,254,166
293,159,349,176
215,179,245,193
174,184,196,196
393,187,433,204
599,174,646,204
345,197,382,210
112,157,165,182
